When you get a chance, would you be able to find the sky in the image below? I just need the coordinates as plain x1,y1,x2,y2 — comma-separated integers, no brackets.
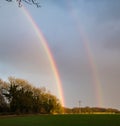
0,0,120,109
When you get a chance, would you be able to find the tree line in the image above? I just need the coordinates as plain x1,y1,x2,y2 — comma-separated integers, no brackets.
64,107,120,114
0,77,63,115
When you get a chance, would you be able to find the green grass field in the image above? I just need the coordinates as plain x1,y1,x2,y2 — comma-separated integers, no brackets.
0,114,120,126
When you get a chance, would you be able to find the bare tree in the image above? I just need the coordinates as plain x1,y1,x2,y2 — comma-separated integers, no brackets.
5,0,41,7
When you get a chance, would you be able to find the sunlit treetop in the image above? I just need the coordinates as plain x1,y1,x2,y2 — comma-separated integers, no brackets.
5,0,41,7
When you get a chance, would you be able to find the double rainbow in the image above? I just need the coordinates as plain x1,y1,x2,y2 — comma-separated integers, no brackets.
21,2,104,108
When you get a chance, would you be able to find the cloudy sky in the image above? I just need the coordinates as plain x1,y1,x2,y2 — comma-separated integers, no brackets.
0,0,120,109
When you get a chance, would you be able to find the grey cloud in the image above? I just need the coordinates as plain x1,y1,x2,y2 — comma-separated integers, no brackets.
48,0,120,22
95,21,120,50
0,38,51,74
73,0,120,23
104,37,120,50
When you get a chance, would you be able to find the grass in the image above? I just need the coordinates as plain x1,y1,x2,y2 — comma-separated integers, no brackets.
0,114,120,126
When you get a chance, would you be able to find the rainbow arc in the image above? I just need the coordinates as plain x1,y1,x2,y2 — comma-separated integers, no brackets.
21,6,65,107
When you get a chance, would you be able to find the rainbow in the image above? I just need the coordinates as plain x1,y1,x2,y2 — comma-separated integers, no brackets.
67,2,104,107
21,6,65,107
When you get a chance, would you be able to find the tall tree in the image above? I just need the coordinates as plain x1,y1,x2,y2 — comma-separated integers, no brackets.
3,77,63,114
0,79,9,113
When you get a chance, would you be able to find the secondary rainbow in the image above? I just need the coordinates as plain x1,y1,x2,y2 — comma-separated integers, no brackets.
21,6,65,107
67,1,104,107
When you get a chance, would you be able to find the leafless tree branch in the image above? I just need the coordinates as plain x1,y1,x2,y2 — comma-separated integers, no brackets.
5,0,41,7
